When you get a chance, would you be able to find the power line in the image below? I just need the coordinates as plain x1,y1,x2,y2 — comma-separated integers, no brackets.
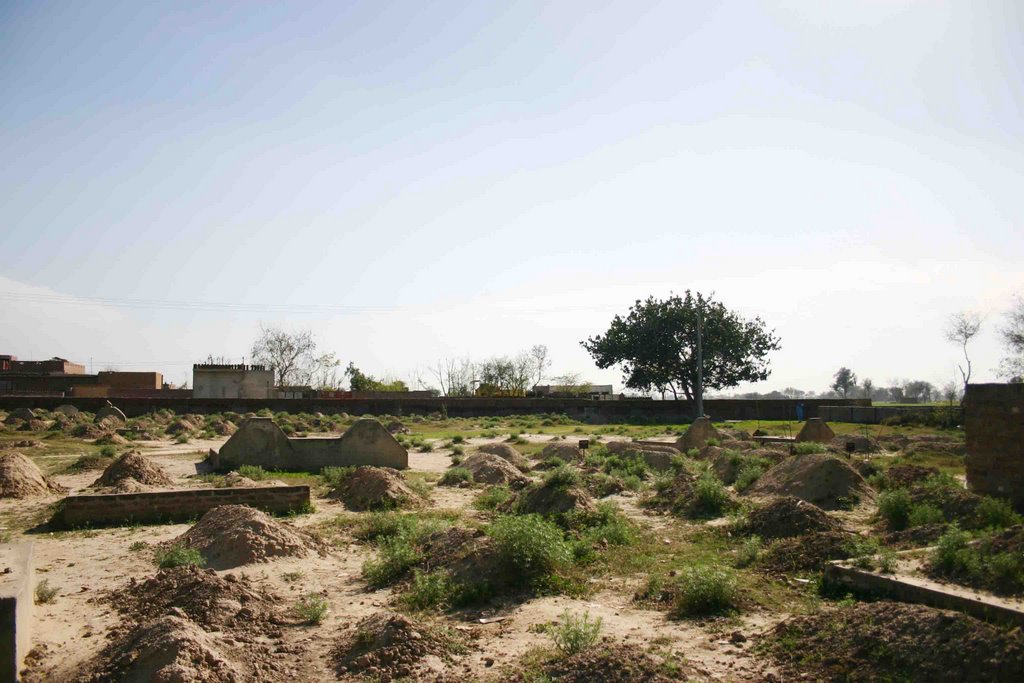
0,291,619,315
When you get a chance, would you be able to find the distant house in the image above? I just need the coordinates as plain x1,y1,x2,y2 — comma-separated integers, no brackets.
277,385,314,399
532,384,615,400
193,364,274,399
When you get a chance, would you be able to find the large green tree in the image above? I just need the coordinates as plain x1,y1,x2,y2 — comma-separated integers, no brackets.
581,291,780,400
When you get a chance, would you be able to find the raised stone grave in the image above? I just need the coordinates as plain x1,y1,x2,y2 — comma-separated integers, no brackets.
676,416,720,451
211,417,408,471
796,418,835,443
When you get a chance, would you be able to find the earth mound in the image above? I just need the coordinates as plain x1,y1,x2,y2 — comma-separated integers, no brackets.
222,471,262,488
885,464,939,488
737,496,841,539
70,423,106,439
110,565,283,630
330,466,421,511
476,443,530,471
165,418,197,436
508,641,688,683
758,530,855,573
210,420,237,436
646,470,736,518
746,453,872,510
0,452,67,498
513,481,598,518
78,615,246,683
333,611,466,682
539,442,584,462
457,453,528,486
765,602,1024,682
171,505,324,569
93,432,129,446
91,451,174,489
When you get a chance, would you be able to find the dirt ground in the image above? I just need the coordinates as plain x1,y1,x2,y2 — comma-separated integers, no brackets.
0,412,992,682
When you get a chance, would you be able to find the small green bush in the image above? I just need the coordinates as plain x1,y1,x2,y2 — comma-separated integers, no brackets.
451,435,465,444
734,463,766,493
877,489,912,530
451,445,465,456
362,534,421,588
908,503,945,527
550,610,603,655
977,497,1022,529
174,434,189,444
932,525,976,575
293,593,329,624
156,544,206,569
403,569,454,610
321,466,352,488
489,514,571,586
735,536,761,568
672,564,738,616
99,445,117,457
474,485,512,511
439,467,473,486
238,464,268,480
793,442,826,455
691,473,730,517
417,441,435,452
543,465,581,490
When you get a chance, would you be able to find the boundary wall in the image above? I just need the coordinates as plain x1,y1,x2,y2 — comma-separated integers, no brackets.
58,486,310,527
0,396,869,423
819,404,962,425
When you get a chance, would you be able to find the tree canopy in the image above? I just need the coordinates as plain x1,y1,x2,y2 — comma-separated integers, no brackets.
581,291,780,400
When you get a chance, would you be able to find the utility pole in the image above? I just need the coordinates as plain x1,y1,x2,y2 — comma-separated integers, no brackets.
695,302,704,419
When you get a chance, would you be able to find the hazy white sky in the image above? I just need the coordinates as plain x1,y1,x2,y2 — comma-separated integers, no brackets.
2,1,1022,392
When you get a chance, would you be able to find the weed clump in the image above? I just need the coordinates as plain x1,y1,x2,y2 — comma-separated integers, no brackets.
550,610,603,655
671,564,738,616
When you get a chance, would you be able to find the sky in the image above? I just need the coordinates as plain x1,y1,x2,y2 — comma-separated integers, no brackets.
1,0,1022,393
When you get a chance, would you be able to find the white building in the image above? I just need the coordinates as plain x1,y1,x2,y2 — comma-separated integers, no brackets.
192,364,274,399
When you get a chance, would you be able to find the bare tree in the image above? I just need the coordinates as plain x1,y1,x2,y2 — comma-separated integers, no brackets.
529,344,551,389
861,378,875,400
431,357,477,397
945,311,982,397
250,326,337,388
999,295,1024,382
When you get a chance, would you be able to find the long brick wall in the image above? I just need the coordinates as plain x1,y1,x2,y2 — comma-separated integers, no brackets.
965,383,1024,507
57,486,310,527
0,395,870,423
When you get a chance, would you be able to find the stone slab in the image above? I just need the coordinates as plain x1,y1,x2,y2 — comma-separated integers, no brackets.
0,541,34,683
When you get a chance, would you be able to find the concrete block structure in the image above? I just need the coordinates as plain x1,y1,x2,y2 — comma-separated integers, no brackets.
796,418,835,443
966,383,1024,507
58,486,310,527
193,364,274,399
0,541,34,683
212,417,408,471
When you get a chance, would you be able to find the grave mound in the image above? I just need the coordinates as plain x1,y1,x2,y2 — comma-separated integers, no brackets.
330,466,421,511
737,496,841,539
171,504,323,569
333,611,466,682
0,452,67,498
758,530,855,573
458,453,528,486
91,451,174,489
78,615,246,683
539,442,584,462
765,602,1024,682
746,453,872,510
110,565,283,630
508,641,688,683
476,443,531,471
